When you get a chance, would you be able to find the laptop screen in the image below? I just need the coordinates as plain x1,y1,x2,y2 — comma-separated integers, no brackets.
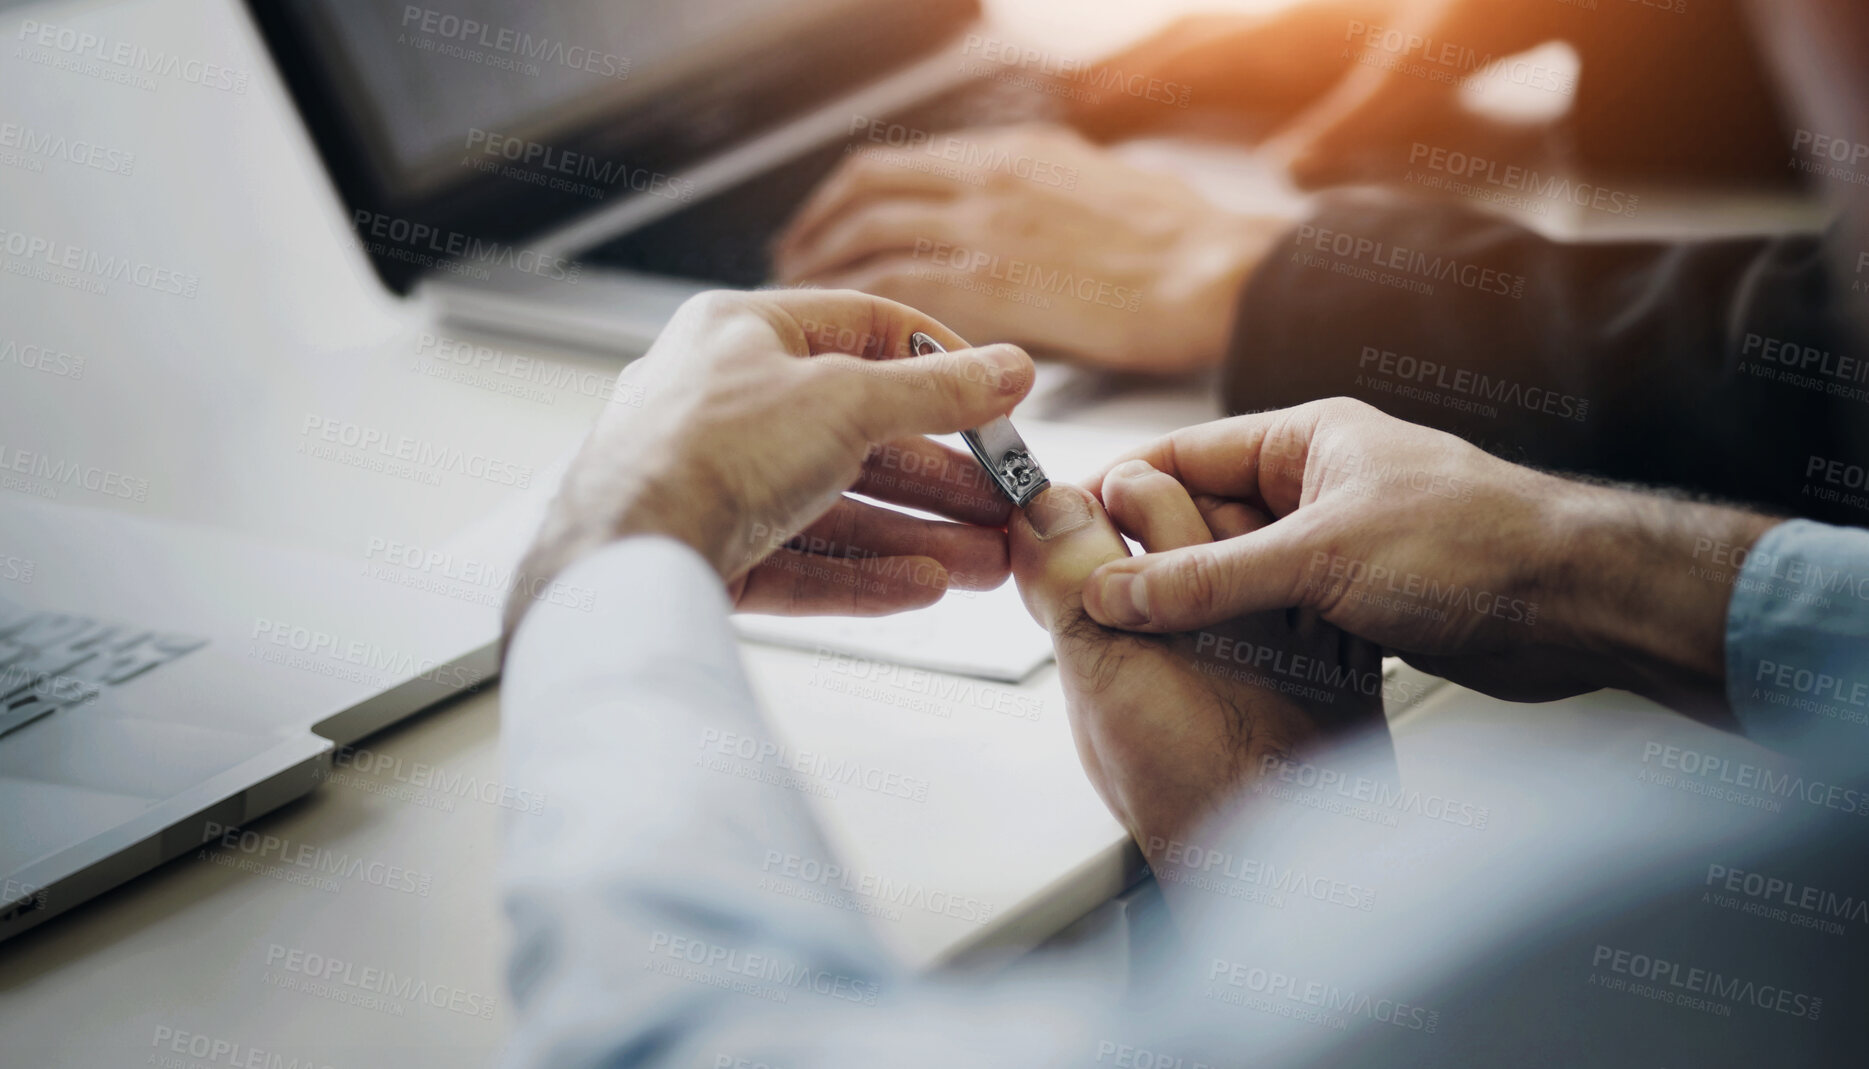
250,0,980,292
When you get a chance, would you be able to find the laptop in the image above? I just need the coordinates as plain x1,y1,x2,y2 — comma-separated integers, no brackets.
1,0,1059,941
249,0,1063,353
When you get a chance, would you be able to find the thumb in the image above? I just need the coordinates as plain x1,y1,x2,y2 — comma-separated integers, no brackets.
835,343,1035,442
1007,484,1130,634
1082,517,1316,633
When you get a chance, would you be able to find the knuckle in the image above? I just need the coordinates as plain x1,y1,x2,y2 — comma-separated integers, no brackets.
1319,395,1379,421
816,287,874,308
1167,549,1225,619
815,506,859,557
680,289,748,320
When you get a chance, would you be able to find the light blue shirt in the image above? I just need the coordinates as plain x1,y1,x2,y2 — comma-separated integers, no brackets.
1727,519,1869,770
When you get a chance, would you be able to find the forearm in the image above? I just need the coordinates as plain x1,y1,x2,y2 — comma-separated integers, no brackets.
1544,481,1781,720
502,537,1133,1068
501,538,894,1068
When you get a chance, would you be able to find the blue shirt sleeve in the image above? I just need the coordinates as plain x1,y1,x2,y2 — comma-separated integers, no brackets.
1725,519,1869,770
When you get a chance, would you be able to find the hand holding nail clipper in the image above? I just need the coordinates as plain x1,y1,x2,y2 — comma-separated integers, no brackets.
907,332,1096,543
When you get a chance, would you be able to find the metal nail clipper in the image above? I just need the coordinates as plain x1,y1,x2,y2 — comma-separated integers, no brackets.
909,332,1050,507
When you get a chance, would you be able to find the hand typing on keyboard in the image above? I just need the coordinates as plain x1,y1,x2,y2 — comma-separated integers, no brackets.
772,123,1290,374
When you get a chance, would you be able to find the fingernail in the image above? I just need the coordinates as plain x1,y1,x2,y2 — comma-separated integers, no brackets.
1023,484,1093,541
1092,571,1150,627
1108,459,1156,481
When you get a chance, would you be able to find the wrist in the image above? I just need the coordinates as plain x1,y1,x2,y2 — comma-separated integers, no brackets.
501,477,731,651
1539,480,1779,715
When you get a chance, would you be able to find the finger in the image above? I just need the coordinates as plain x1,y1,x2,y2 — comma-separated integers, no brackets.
1087,400,1354,518
1345,634,1384,696
776,151,970,263
1099,460,1213,553
1276,2,1563,189
1314,632,1390,738
1081,510,1324,634
775,200,970,283
814,342,1035,444
737,287,973,362
1191,494,1271,541
1065,15,1221,138
1073,12,1349,142
1007,484,1128,635
1291,607,1328,649
855,437,1011,527
791,497,1009,592
735,550,949,616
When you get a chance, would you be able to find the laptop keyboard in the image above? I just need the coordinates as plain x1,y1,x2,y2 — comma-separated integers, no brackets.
0,600,206,739
579,77,1065,288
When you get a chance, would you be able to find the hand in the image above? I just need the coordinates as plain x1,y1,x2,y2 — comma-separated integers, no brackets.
1074,399,1780,717
771,124,1285,374
1065,0,1561,189
1264,0,1566,189
1006,465,1390,858
504,290,1035,641
1065,2,1396,144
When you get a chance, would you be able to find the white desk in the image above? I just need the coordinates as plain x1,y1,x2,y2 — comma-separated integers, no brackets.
0,654,1746,1069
